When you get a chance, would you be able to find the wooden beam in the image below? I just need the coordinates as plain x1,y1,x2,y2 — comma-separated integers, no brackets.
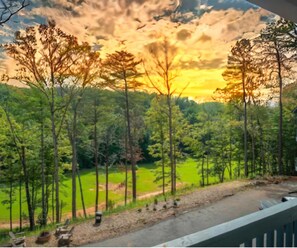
247,0,297,23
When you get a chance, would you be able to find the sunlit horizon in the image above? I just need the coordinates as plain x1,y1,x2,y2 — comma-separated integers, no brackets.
1,0,277,101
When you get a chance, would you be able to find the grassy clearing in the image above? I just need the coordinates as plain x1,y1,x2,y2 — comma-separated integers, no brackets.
0,158,237,223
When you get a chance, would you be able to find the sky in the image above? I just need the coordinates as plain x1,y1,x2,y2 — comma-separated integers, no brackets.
1,0,277,101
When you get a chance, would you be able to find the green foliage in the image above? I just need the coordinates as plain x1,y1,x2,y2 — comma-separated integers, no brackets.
146,97,189,188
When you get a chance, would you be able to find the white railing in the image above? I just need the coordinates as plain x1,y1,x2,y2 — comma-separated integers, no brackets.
156,199,297,247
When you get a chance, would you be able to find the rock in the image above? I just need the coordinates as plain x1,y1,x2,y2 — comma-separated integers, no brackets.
137,208,142,213
223,193,234,198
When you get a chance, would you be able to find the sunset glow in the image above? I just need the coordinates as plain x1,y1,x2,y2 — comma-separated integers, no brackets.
1,0,276,100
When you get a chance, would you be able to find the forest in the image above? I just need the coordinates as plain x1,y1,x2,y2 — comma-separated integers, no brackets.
0,17,297,234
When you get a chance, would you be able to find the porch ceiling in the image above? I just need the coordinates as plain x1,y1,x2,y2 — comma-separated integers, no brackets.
247,0,297,23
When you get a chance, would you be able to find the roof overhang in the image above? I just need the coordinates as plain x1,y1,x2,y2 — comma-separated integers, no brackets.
247,0,297,23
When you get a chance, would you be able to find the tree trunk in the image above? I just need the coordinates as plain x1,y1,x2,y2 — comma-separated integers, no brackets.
68,108,78,220
50,108,60,223
276,45,283,175
51,177,55,223
41,117,46,225
251,135,256,175
94,103,99,212
45,173,50,220
124,76,136,202
173,129,177,193
242,71,248,177
220,167,225,183
160,127,165,196
257,116,265,175
19,179,22,231
167,96,175,194
237,156,241,178
206,153,209,185
228,134,232,180
31,168,36,225
9,179,13,231
105,141,109,211
220,158,226,183
71,137,77,219
201,156,205,187
70,96,85,219
5,110,34,230
21,146,35,230
124,132,128,205
76,168,87,218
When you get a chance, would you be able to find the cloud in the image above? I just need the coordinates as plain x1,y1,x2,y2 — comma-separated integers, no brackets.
180,58,225,70
1,0,277,100
176,29,192,41
25,1,272,58
198,33,212,42
198,8,272,42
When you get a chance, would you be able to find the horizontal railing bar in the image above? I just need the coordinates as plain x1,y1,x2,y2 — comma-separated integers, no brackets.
156,199,297,247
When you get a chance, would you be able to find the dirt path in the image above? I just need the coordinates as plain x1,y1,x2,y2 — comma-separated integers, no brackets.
62,189,165,221
62,183,184,220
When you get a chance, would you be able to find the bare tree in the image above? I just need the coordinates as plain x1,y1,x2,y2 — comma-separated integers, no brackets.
259,19,295,175
66,51,101,219
3,21,95,223
103,50,141,202
216,39,263,177
144,37,188,194
2,105,35,230
0,0,28,26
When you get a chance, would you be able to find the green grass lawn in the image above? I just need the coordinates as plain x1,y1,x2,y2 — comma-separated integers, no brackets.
0,158,238,223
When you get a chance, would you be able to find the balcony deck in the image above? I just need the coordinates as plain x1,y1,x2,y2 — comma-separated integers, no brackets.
90,180,297,247
157,199,297,247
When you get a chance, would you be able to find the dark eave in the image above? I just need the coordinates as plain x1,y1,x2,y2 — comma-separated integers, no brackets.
247,0,297,23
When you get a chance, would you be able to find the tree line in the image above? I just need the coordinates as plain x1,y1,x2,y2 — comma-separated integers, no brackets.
0,18,296,231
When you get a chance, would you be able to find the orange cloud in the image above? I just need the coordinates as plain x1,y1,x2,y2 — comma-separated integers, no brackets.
2,0,276,101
